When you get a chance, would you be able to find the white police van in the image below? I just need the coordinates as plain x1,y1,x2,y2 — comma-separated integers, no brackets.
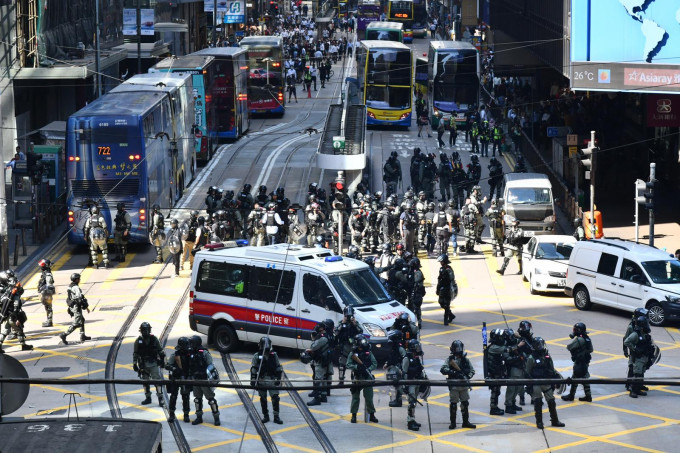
189,243,415,359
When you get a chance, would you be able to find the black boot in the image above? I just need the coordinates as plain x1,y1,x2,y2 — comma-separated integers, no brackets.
408,420,420,431
517,260,523,275
141,394,152,405
505,405,517,414
548,400,565,427
272,395,283,424
497,258,509,275
192,399,203,425
449,404,457,429
534,401,544,429
490,407,504,416
261,397,270,423
21,344,34,351
168,412,176,422
461,402,476,429
561,386,575,401
59,333,68,345
351,413,357,423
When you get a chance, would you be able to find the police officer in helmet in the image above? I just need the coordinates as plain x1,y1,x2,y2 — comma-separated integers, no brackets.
251,337,284,424
133,322,166,407
562,322,593,402
113,202,131,262
165,336,192,422
440,340,476,429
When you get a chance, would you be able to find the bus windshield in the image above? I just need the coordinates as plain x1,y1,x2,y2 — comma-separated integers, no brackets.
434,50,479,107
390,1,412,18
329,269,392,306
366,30,401,41
367,49,411,85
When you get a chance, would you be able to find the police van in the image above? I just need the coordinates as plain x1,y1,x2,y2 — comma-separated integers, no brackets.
189,243,415,359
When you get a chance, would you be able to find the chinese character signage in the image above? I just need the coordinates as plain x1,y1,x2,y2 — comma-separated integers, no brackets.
224,0,245,23
204,1,229,12
647,94,680,127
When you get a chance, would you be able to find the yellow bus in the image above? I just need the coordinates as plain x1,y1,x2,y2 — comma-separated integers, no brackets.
357,41,413,127
387,0,414,42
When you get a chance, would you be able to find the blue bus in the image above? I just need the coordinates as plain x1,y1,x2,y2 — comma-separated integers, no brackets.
66,72,197,244
150,55,215,163
190,48,250,141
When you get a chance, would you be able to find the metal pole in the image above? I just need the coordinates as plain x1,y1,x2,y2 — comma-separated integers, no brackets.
649,162,655,247
214,0,218,47
95,0,102,97
0,165,9,269
634,181,639,243
589,130,595,239
137,0,142,74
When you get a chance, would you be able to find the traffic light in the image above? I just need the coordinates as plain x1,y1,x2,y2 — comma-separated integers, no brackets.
580,145,594,179
269,1,278,14
635,179,646,204
644,180,656,210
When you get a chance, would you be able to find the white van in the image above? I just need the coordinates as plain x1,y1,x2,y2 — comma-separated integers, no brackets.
565,239,680,326
189,243,415,360
502,173,556,237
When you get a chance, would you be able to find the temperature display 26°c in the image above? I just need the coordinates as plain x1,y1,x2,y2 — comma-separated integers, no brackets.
98,146,111,156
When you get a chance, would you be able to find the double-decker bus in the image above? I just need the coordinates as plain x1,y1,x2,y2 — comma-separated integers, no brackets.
387,0,414,43
238,36,285,115
191,48,250,141
357,41,413,127
414,56,428,99
365,21,404,42
428,40,480,129
412,0,428,38
66,72,196,244
356,0,381,39
150,55,214,163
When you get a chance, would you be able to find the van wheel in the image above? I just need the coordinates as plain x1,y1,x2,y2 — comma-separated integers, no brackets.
213,324,240,353
647,301,665,327
573,286,592,310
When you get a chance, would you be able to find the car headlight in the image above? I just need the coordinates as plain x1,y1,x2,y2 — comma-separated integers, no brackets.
544,215,556,223
362,323,386,337
534,268,544,275
665,295,680,304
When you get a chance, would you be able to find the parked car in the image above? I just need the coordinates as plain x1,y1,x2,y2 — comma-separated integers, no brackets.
522,235,576,294
565,239,680,326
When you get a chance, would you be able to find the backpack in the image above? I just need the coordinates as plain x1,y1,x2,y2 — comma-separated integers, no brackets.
239,192,252,210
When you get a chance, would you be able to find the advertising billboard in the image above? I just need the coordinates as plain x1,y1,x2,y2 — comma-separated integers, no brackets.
570,0,680,93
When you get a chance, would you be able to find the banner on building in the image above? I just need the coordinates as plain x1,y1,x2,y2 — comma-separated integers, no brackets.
123,9,155,36
223,0,246,23
647,94,680,127
205,1,229,12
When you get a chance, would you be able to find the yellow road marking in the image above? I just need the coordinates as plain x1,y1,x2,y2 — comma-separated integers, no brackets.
101,254,137,289
137,262,163,289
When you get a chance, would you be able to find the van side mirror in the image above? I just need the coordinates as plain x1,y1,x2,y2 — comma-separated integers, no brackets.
326,295,341,313
630,274,643,284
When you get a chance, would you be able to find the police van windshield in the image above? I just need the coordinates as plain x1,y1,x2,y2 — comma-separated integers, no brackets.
507,187,552,205
329,269,392,306
641,260,680,284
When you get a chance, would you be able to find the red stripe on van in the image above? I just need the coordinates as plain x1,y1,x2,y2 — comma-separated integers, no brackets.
193,299,318,331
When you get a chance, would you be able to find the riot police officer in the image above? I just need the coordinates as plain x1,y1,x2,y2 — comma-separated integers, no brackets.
262,203,284,245
306,322,331,406
188,335,220,425
181,210,199,270
402,339,425,431
441,340,476,429
436,254,457,325
383,151,402,197
460,199,478,254
497,219,523,275
193,216,210,256
59,273,90,345
205,186,218,217
167,219,183,276
400,202,418,254
347,334,378,424
486,200,505,257
485,328,507,415
573,217,586,241
488,157,504,200
150,204,165,263
335,307,364,385
84,205,109,268
624,316,654,398
438,153,452,201
385,330,407,407
305,203,326,246
247,204,266,246
0,270,32,352
526,337,565,429
38,258,55,327
623,308,649,391
251,337,284,424
113,202,131,262
406,258,425,329
165,336,192,422
133,322,165,407
433,202,450,256
562,322,593,402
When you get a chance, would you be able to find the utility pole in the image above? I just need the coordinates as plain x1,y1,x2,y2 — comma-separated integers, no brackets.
645,163,656,247
95,0,101,97
580,130,597,238
137,0,142,74
634,179,646,243
213,0,218,47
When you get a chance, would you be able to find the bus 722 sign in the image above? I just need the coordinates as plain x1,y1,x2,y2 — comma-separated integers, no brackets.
98,146,111,156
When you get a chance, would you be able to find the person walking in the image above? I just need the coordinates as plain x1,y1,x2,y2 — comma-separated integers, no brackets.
347,334,379,424
449,116,458,147
58,273,90,345
561,322,593,402
251,337,284,424
526,337,565,429
165,336,192,422
133,322,166,407
436,114,446,148
37,259,55,327
436,254,457,325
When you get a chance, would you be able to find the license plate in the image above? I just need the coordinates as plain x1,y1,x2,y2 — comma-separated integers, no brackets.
558,279,566,287
523,231,535,237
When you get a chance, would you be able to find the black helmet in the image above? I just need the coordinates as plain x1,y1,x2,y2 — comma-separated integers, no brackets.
243,183,252,193
407,339,422,354
139,322,152,337
38,258,52,270
427,202,435,211
390,151,398,159
259,184,267,194
409,257,421,269
573,217,581,227
347,244,360,258
382,243,392,253
573,322,587,336
504,328,516,344
633,307,649,319
190,210,199,218
323,318,335,332
343,306,355,318
259,336,272,353
170,218,179,227
71,273,81,283
437,254,449,264
363,256,375,267
388,329,403,346
152,204,161,213
518,320,532,338
490,328,505,345
189,335,203,349
117,202,125,211
177,336,189,351
532,337,546,352
448,199,456,208
355,334,369,349
438,202,446,211
197,216,205,225
276,187,285,197
635,316,651,333
450,339,464,354
314,322,326,334
393,258,406,270
399,312,409,323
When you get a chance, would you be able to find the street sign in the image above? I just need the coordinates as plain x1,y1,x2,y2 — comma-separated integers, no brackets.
332,136,345,150
568,146,578,157
547,126,570,137
567,134,578,146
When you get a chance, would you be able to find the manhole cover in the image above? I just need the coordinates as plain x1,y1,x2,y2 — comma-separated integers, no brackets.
99,306,124,311
42,367,70,372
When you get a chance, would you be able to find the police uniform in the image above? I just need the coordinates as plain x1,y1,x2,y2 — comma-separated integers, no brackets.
306,326,331,405
335,315,364,384
113,206,132,262
436,258,457,325
485,203,505,257
133,326,166,406
485,335,507,415
562,328,593,401
461,202,478,253
440,344,476,429
346,338,378,423
624,323,654,398
189,337,220,425
59,278,90,344
151,209,165,263
167,222,183,276
248,207,266,246
84,209,109,268
38,265,55,327
433,210,450,256
525,340,564,429
0,275,32,352
251,341,283,424
400,208,418,254
181,216,198,269
498,222,523,275
386,334,407,407
402,343,425,431
165,338,192,422
383,155,402,196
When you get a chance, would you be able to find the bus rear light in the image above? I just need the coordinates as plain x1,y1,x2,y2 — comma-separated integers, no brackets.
240,66,248,70
129,155,141,160
278,92,283,101
140,216,146,221
400,112,410,120
272,62,281,67
68,217,74,223
135,154,141,160
140,208,146,221
68,211,74,216
129,155,134,160
367,111,376,119
205,95,212,103
68,156,81,161
238,93,248,101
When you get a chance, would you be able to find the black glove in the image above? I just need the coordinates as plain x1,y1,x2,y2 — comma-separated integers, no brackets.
133,364,139,373
623,348,629,359
157,359,164,367
250,380,256,387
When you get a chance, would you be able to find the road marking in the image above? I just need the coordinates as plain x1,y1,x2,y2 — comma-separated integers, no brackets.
136,262,163,289
254,133,311,189
101,254,136,290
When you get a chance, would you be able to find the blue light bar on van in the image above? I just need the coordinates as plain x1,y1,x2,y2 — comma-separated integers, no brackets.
236,239,249,246
325,256,343,262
